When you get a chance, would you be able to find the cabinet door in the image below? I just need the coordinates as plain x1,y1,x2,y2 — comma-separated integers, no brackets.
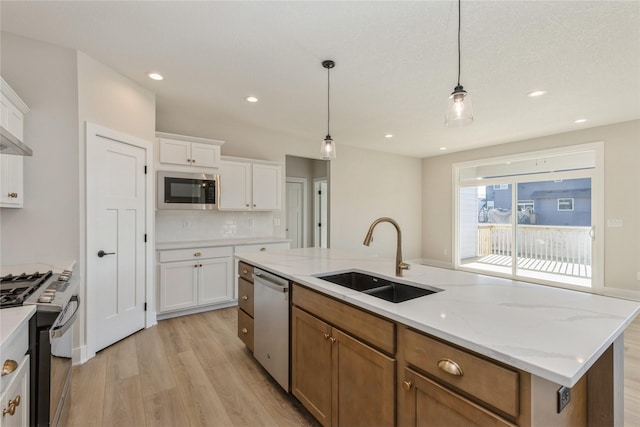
332,328,395,427
198,257,233,306
159,138,191,166
1,92,25,141
218,160,251,210
292,307,332,426
0,354,29,427
403,368,514,427
190,142,219,168
0,154,24,208
252,163,281,210
159,260,198,312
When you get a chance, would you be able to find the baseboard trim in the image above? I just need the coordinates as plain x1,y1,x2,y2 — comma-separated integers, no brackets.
157,300,239,321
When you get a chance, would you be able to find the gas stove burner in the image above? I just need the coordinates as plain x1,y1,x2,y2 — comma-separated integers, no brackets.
0,270,53,308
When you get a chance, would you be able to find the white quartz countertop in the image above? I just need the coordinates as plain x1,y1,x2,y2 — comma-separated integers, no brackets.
235,248,640,388
0,306,36,349
156,237,290,251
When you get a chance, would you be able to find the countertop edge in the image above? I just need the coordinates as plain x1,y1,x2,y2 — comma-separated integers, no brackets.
156,237,290,251
0,306,36,348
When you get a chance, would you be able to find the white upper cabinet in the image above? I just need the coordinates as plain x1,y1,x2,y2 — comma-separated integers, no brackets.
0,77,29,209
156,132,224,170
252,163,281,210
218,158,281,211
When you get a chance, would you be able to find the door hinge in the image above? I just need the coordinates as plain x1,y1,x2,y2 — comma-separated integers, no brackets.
144,302,147,311
144,233,147,243
144,165,148,174
318,223,322,228
318,190,322,195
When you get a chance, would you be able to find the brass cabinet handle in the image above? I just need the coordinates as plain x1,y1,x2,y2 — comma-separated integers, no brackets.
241,328,248,334
194,252,201,257
329,337,336,344
259,247,266,251
437,358,464,376
402,381,413,391
245,204,250,207
253,204,256,207
323,333,330,340
242,269,248,274
1,359,18,376
187,159,192,163
7,193,18,198
194,264,198,268
241,295,248,300
192,159,196,163
2,395,20,416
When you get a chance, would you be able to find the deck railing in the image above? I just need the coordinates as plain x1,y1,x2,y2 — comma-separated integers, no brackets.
477,224,592,265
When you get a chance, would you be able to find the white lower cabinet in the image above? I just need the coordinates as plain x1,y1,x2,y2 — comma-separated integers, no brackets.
158,247,233,313
0,354,29,427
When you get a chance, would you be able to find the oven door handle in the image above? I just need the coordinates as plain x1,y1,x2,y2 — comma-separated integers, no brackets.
50,295,80,339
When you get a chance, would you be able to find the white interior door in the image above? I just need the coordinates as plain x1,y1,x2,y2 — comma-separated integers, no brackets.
286,179,305,248
87,124,147,354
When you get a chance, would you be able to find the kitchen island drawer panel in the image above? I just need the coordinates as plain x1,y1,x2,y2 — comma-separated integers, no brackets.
158,246,233,263
292,284,395,355
237,278,254,317
404,327,519,418
238,262,254,283
237,308,254,353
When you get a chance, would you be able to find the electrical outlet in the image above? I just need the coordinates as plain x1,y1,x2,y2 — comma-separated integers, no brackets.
607,219,623,228
557,386,571,413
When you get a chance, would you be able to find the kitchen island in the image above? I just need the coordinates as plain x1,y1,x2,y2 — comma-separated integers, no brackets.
236,247,640,427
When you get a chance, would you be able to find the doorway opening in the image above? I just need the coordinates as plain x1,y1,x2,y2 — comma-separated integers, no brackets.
285,155,329,248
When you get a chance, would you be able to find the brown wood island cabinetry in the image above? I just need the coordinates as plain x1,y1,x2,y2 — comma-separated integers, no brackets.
236,261,254,352
292,284,396,427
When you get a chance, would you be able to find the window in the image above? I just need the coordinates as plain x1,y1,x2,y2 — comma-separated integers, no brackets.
558,198,574,211
454,143,603,292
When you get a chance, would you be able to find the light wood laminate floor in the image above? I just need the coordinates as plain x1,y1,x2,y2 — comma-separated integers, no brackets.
67,307,640,426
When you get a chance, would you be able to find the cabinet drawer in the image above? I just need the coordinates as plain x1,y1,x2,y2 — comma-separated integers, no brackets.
237,308,254,353
292,284,395,355
404,328,519,418
238,261,254,283
158,246,233,263
0,320,29,394
237,278,254,317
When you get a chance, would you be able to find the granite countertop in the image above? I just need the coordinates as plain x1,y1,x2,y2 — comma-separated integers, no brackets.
156,237,290,251
235,247,640,388
0,306,36,349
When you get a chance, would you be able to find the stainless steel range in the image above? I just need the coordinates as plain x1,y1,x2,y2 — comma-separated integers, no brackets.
0,263,80,427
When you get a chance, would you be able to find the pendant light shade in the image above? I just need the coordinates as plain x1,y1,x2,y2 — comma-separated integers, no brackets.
321,60,336,160
445,0,474,127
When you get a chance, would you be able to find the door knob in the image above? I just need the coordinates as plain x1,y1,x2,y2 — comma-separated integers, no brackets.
97,250,116,258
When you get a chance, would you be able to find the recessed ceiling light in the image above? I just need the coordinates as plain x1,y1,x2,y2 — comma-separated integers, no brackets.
574,118,587,124
384,134,393,138
527,90,547,97
146,72,163,81
245,96,258,103
440,147,447,151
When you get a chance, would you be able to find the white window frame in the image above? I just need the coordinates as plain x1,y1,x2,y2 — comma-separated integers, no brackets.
452,142,604,294
517,200,535,211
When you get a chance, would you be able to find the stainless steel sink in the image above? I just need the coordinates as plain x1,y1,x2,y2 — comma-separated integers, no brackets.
316,270,440,303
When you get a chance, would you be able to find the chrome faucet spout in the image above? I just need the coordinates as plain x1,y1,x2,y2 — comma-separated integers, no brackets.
362,217,409,277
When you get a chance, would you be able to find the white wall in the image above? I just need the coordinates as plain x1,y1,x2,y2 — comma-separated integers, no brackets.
157,114,424,259
422,120,640,297
0,33,79,266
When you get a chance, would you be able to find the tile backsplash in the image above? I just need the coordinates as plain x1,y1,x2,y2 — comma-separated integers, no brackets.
156,210,281,243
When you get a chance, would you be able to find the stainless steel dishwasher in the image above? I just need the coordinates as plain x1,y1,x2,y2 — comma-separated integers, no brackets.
253,267,290,391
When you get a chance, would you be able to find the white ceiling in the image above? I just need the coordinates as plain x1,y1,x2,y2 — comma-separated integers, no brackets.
1,1,638,158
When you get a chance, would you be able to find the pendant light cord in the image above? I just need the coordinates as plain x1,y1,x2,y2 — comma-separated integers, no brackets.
457,0,461,86
327,66,331,135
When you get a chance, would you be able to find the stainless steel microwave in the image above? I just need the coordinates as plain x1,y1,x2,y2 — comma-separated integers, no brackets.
157,171,218,210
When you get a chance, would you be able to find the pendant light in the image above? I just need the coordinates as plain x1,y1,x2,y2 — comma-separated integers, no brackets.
445,0,474,127
320,60,336,160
